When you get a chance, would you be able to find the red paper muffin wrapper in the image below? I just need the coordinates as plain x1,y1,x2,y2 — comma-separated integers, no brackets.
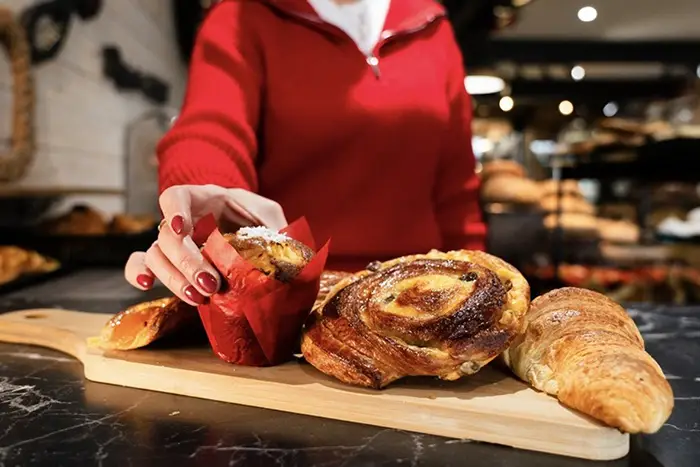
196,216,330,366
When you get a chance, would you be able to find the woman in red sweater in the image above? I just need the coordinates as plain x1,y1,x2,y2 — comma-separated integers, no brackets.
125,0,486,306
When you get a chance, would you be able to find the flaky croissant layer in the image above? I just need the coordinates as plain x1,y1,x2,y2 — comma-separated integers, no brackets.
503,287,674,434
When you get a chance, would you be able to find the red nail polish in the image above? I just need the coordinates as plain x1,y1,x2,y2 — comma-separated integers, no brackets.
196,272,218,294
136,274,154,289
184,286,206,304
171,215,185,235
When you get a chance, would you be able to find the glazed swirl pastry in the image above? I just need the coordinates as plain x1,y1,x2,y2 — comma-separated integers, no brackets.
302,250,530,389
315,270,354,308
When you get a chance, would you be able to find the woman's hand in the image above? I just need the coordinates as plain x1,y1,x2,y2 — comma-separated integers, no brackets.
124,185,287,305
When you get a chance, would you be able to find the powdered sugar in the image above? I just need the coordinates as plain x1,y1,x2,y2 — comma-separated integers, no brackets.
237,226,289,243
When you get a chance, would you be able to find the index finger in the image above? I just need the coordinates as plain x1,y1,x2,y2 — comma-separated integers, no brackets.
159,186,193,236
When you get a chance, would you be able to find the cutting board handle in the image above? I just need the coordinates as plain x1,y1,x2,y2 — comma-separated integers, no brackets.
0,308,107,361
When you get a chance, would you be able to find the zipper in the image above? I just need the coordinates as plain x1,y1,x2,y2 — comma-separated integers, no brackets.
272,5,446,81
377,13,445,49
368,12,446,80
366,55,381,78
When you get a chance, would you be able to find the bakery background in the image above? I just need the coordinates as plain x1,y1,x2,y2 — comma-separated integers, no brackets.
0,0,699,303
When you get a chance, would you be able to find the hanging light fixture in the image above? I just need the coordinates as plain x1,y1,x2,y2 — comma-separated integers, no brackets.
464,75,506,95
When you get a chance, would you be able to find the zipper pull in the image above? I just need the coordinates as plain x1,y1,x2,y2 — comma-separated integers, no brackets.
366,55,381,79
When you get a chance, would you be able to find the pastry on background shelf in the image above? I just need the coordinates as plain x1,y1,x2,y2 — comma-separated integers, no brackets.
43,205,108,235
598,203,637,223
480,159,525,181
301,250,530,389
539,179,582,197
0,246,59,285
597,218,640,244
597,118,647,136
539,194,595,216
503,287,673,433
481,175,542,205
543,212,598,237
110,214,157,234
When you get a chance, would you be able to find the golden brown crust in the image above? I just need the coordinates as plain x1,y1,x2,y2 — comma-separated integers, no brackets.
480,160,526,181
502,287,674,434
110,214,157,234
539,195,595,215
544,212,599,236
302,250,530,389
88,297,199,350
0,246,59,285
224,230,314,283
43,205,109,236
597,218,640,244
539,180,582,197
481,176,542,205
315,270,354,308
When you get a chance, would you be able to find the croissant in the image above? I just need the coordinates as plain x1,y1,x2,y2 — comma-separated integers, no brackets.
302,250,530,389
502,287,673,433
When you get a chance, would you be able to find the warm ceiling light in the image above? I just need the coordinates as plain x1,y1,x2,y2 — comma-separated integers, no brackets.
464,75,506,95
571,65,586,81
603,102,619,117
559,100,574,116
499,96,514,112
696,64,700,78
577,6,597,22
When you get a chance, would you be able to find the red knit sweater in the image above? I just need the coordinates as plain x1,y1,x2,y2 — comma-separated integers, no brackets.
157,0,486,271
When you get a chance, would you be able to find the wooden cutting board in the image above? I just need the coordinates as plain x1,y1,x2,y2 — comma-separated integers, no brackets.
0,308,629,461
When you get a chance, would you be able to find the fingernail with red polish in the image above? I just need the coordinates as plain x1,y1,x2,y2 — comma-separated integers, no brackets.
196,272,218,294
136,274,154,289
171,215,185,235
184,286,206,304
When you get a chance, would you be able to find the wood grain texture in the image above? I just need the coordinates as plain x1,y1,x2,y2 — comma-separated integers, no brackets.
0,308,630,460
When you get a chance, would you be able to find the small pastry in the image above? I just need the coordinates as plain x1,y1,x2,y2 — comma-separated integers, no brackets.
44,205,108,235
480,160,526,181
88,297,199,350
540,194,595,215
481,176,542,205
110,214,157,234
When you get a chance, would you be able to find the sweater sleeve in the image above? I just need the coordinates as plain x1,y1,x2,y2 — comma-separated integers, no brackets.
157,2,262,193
433,27,487,252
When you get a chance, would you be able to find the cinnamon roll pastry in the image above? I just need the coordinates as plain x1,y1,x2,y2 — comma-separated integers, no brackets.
315,270,354,308
301,250,530,389
88,297,199,350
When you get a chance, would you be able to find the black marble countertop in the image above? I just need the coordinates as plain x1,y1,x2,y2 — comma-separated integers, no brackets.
0,270,699,467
